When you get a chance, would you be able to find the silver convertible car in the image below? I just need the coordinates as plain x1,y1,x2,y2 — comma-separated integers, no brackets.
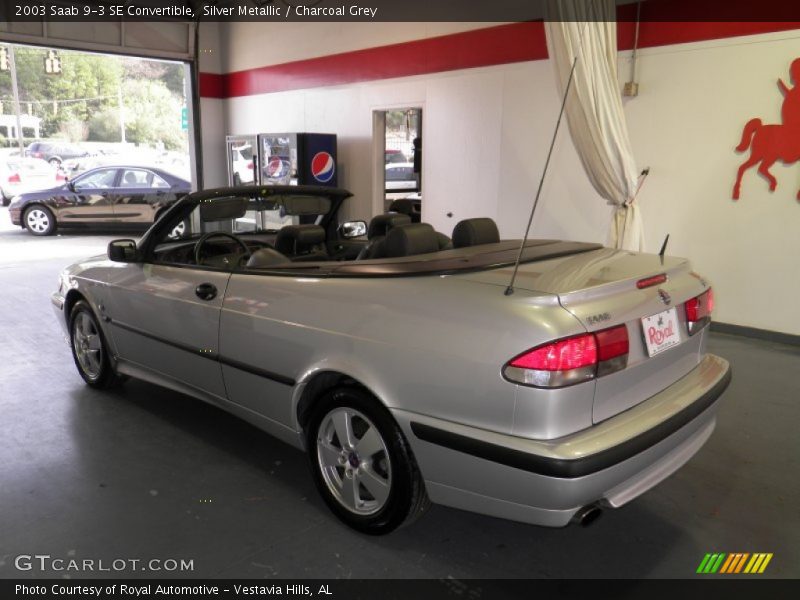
52,185,731,534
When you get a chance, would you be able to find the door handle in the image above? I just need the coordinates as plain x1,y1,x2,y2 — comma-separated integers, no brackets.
195,283,217,301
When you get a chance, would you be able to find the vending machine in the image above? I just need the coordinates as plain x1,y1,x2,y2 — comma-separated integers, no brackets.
257,133,338,187
224,135,257,186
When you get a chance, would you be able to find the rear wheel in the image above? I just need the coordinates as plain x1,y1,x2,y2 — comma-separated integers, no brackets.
48,157,62,167
69,300,123,389
24,205,56,236
307,387,430,534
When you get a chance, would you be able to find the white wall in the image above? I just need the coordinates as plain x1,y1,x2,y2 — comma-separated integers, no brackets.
623,31,800,335
204,24,800,335
220,22,497,72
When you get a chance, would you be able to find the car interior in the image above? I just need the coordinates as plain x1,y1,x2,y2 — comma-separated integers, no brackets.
148,192,503,272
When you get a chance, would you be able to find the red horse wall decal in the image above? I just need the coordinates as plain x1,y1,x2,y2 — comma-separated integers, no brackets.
733,58,800,201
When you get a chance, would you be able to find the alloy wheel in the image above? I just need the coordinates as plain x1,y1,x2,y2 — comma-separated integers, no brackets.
72,310,103,379
316,407,392,516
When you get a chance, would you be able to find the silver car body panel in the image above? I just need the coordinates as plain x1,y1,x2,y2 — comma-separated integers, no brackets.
52,239,731,527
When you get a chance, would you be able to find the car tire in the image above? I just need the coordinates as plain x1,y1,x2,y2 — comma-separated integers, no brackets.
1,193,10,207
48,157,62,167
23,205,57,236
307,386,430,535
69,300,123,389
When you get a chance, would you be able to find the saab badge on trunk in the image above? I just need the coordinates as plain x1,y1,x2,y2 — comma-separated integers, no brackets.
658,289,672,305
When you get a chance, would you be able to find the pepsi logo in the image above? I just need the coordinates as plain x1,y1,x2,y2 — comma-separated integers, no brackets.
311,151,335,183
267,156,286,178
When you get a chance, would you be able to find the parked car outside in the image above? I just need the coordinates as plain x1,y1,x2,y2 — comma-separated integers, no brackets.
9,165,191,236
51,185,731,534
385,162,417,191
25,141,93,167
0,157,66,206
384,149,408,164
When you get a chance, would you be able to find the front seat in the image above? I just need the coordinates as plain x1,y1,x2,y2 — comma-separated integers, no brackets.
383,223,441,258
274,224,328,262
388,198,421,223
452,217,500,248
245,247,291,269
356,213,411,260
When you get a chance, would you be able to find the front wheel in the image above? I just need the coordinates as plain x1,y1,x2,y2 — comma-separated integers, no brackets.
24,205,56,236
307,387,430,534
69,300,123,389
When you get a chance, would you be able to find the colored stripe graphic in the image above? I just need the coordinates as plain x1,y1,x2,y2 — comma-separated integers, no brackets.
698,552,773,574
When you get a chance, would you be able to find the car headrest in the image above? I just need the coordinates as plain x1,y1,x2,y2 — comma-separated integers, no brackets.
275,224,326,255
388,199,415,216
245,247,290,269
368,213,412,239
383,223,440,258
452,218,500,248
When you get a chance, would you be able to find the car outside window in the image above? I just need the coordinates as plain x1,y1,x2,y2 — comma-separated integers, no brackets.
120,169,170,189
73,169,118,190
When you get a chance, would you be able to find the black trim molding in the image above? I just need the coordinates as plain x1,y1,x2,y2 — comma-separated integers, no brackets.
711,321,800,347
410,365,732,479
110,319,295,387
218,355,296,387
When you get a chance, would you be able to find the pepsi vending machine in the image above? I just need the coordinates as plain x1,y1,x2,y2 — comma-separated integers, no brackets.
256,133,338,187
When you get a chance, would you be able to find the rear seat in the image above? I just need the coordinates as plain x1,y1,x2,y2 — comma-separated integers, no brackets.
357,213,411,260
452,217,500,248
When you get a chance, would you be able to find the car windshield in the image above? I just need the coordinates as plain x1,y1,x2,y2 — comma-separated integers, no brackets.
153,191,332,246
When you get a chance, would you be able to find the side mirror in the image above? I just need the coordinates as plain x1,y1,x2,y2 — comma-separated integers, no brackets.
67,181,75,191
339,220,367,239
108,239,139,263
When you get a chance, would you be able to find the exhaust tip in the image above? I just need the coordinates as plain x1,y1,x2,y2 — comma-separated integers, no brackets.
573,504,603,527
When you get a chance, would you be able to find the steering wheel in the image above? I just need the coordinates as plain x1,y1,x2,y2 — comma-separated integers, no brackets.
193,231,250,266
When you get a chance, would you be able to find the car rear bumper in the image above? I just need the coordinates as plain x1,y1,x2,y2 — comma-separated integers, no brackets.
393,353,731,527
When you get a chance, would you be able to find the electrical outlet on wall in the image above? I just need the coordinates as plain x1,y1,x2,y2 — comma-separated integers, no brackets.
623,82,639,97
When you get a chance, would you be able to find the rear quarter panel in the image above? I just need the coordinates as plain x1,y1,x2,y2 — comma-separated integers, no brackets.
220,272,587,437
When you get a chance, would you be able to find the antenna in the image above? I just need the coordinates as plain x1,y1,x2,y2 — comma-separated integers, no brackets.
659,233,670,258
504,53,579,296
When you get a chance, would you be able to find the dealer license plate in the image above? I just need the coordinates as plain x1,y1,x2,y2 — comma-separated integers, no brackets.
641,307,681,357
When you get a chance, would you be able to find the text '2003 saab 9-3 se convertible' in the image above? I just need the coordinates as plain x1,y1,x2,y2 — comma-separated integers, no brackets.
51,185,731,534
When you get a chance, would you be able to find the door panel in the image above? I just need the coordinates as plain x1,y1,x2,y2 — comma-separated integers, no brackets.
219,273,296,427
106,263,231,399
59,168,118,222
113,168,172,223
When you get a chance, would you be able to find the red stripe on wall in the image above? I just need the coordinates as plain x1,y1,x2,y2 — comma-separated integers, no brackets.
221,22,547,98
200,16,800,98
199,72,225,99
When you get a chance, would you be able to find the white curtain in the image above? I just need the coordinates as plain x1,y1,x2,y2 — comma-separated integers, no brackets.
545,0,644,251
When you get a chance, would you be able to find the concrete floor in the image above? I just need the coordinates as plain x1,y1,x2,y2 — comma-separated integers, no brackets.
0,210,798,579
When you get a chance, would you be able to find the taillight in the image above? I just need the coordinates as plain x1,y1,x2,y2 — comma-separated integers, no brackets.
504,324,629,388
56,172,66,182
595,325,629,376
7,173,21,183
685,288,713,335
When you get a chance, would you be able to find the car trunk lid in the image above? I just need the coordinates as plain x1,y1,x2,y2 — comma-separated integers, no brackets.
460,247,712,423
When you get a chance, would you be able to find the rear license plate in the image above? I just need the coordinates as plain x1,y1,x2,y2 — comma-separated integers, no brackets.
641,307,681,357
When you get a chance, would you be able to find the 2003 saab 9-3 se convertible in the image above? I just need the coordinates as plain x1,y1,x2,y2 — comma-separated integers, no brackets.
52,185,731,534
